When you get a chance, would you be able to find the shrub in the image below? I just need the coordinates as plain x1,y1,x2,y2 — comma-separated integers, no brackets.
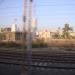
0,42,21,48
32,39,48,48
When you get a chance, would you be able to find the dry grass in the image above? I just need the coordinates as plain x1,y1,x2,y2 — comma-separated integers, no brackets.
47,39,75,48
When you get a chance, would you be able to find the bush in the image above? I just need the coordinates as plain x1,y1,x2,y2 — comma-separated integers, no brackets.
0,39,48,48
0,42,21,48
32,39,48,48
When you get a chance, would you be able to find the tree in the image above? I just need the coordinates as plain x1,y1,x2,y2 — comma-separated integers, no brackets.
62,23,73,39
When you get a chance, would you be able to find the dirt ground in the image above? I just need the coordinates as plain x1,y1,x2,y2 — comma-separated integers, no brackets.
47,39,75,48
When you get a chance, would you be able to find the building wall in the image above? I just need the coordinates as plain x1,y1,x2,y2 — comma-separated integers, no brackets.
0,32,6,40
7,32,15,41
4,32,29,43
11,24,17,32
0,32,24,42
70,32,75,37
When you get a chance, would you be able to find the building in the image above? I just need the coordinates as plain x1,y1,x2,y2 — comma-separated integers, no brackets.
32,18,37,40
11,23,17,32
36,29,60,42
0,28,11,32
0,24,26,43
36,30,51,42
0,31,23,42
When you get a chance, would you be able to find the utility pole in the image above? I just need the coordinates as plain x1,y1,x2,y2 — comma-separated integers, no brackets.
26,0,33,75
21,0,33,75
27,0,33,49
22,0,26,47
21,0,27,75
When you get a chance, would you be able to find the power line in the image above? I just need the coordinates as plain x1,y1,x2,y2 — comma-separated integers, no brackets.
0,3,75,9
34,5,75,7
0,6,21,9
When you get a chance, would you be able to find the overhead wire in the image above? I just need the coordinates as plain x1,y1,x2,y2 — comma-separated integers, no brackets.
0,6,21,9
0,3,75,9
0,1,75,19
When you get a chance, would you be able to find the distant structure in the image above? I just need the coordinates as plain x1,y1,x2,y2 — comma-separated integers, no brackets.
36,29,60,42
36,30,51,42
0,27,11,32
32,18,37,31
0,27,1,32
0,23,22,43
32,18,37,40
11,19,17,32
11,23,17,32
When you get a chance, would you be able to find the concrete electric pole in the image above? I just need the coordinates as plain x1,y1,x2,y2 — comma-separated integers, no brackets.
26,0,33,50
22,0,27,47
21,0,33,75
21,0,27,75
26,0,33,75
22,0,33,50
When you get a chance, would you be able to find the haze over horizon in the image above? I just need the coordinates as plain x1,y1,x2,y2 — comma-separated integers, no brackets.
0,0,75,31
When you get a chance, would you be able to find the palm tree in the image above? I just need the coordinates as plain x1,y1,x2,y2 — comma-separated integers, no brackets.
62,23,73,39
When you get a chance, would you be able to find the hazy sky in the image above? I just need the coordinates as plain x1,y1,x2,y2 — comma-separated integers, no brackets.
0,0,75,30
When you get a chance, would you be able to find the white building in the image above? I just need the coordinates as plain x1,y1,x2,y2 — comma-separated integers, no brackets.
70,32,75,37
11,23,17,32
36,30,52,42
32,18,37,40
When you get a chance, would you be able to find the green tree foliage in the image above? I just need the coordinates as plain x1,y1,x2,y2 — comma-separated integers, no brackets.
62,24,73,39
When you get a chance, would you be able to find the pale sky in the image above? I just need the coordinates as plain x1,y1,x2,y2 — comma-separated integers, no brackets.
0,0,75,30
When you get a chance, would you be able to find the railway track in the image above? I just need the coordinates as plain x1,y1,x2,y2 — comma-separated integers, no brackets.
0,49,75,70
